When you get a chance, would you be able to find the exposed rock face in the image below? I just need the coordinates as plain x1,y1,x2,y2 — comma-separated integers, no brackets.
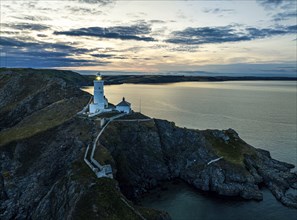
100,120,297,209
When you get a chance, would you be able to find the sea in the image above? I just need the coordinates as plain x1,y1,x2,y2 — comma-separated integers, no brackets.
82,81,297,220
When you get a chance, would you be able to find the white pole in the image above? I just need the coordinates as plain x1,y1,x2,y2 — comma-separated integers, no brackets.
139,97,142,113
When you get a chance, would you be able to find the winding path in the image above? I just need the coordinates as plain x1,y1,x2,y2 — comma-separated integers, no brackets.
84,113,127,178
207,157,224,166
84,114,154,178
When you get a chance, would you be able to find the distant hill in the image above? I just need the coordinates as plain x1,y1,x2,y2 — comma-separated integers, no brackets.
86,74,297,85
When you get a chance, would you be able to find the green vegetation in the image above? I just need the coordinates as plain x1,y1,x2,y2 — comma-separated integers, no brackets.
74,178,147,220
94,144,114,165
101,123,122,146
0,96,89,147
204,130,256,165
0,68,90,86
114,152,135,185
96,111,121,118
137,206,169,220
119,112,151,120
71,157,97,182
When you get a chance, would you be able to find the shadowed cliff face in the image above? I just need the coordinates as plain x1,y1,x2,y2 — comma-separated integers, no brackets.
100,120,297,209
0,69,169,220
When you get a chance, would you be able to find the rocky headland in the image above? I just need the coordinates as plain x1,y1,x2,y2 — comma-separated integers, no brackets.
0,68,296,220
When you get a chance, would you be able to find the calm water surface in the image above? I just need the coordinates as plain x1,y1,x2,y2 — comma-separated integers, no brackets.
83,81,297,220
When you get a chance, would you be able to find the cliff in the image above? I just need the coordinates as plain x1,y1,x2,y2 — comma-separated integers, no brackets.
0,68,296,220
99,119,297,208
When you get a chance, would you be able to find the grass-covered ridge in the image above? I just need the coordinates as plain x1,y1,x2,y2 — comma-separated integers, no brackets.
0,95,89,146
0,68,92,146
204,129,256,165
0,68,92,131
0,68,90,86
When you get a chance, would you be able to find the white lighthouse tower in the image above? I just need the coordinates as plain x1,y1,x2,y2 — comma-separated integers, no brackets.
89,72,108,114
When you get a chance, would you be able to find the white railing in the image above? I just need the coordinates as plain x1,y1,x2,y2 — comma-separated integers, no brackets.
84,112,127,178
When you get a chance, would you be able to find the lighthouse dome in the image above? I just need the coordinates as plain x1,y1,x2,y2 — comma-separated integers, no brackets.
96,72,102,81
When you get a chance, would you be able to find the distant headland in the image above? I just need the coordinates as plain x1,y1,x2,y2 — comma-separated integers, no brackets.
1,68,296,87
85,74,297,85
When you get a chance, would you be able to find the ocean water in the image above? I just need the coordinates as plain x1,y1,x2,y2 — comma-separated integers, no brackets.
83,81,297,220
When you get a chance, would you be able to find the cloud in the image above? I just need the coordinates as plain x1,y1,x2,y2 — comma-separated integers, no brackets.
257,0,296,10
0,36,109,68
166,26,250,45
2,55,107,68
149,20,166,24
78,0,113,5
65,6,103,15
203,8,235,14
15,51,69,58
3,23,49,31
91,53,114,58
0,36,92,54
0,37,37,47
169,45,200,53
273,11,296,22
12,15,50,21
54,24,156,42
37,34,48,38
0,31,20,35
166,25,297,45
257,0,284,9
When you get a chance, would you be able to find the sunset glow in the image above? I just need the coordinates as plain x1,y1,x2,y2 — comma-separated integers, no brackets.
0,0,296,75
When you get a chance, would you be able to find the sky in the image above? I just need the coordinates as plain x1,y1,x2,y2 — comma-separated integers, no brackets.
0,0,296,75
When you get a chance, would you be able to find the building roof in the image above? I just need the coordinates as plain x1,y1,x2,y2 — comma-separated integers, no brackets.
116,97,131,107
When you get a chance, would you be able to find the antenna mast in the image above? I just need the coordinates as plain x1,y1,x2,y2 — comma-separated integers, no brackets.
139,97,142,113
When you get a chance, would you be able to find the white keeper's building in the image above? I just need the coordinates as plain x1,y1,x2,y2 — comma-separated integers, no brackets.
116,97,131,113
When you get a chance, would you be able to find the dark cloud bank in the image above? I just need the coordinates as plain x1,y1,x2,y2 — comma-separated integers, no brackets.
166,25,297,45
54,24,155,42
3,23,50,31
0,37,108,68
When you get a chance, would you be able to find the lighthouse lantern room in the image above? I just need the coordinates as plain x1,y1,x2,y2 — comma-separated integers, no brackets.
89,73,109,114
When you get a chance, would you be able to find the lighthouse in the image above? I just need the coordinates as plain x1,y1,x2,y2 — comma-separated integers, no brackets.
89,72,108,114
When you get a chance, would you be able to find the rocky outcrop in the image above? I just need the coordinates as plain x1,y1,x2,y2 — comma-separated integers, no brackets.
244,150,297,208
100,119,297,209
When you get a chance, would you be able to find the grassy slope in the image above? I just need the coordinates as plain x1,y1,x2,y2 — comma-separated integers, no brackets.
0,68,90,86
72,159,167,220
0,96,89,146
0,68,91,146
203,129,256,165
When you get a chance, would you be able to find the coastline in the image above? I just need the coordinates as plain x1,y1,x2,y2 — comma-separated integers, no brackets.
85,74,297,85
